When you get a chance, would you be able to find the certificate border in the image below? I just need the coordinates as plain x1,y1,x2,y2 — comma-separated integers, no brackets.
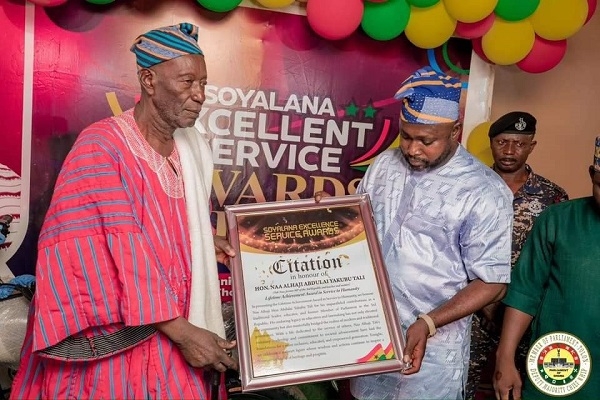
225,194,407,392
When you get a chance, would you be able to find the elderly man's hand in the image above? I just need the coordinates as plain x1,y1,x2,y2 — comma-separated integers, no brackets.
156,317,238,372
314,191,332,203
214,235,235,267
401,318,430,375
176,326,238,372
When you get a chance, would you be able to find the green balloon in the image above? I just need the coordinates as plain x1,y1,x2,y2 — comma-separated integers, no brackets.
362,0,411,41
406,0,439,7
197,0,242,13
494,0,540,21
85,0,115,4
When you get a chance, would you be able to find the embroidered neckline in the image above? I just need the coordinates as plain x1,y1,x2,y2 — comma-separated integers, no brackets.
115,109,184,199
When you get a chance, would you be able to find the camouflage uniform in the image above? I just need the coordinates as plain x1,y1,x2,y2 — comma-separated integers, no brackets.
466,165,568,400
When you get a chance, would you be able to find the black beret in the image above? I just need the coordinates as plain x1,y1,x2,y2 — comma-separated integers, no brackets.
488,111,536,138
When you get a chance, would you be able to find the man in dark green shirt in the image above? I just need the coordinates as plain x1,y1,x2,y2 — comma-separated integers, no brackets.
494,136,600,399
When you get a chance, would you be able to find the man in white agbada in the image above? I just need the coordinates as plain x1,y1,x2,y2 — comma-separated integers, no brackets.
349,67,513,400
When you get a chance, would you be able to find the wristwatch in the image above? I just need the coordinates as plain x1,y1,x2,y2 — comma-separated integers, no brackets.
418,313,436,338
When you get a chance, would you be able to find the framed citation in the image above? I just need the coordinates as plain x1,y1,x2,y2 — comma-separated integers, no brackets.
224,194,407,392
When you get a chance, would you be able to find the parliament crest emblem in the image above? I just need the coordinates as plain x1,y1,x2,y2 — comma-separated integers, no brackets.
527,332,591,396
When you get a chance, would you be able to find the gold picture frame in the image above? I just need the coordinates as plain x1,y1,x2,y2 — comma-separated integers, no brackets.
224,194,407,392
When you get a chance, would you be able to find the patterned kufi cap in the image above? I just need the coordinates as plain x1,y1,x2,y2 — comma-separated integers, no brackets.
594,136,600,172
394,66,462,125
130,22,203,69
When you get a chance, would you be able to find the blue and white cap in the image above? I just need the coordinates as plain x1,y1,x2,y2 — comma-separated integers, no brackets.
131,22,203,69
394,66,462,125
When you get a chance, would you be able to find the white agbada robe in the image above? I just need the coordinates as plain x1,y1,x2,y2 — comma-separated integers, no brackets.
351,145,513,400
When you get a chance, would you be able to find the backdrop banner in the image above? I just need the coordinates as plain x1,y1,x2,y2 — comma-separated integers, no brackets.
0,1,471,300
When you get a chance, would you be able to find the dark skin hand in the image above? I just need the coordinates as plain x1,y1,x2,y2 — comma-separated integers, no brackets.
401,319,429,374
313,191,331,203
494,308,533,400
152,238,236,372
402,280,506,374
214,235,236,267
155,316,238,372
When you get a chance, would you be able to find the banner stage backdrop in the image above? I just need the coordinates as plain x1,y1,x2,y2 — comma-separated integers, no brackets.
0,0,472,301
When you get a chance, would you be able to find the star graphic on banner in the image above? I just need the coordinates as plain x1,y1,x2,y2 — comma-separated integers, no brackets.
345,101,359,117
363,101,377,119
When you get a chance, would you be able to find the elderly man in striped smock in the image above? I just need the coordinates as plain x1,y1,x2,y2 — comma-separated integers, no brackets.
10,23,238,400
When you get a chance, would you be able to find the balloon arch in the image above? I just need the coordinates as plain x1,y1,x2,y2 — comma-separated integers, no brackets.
26,0,598,167
32,0,596,74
